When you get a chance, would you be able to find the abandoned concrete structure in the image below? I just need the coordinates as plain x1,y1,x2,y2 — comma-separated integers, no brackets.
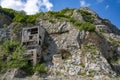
22,26,45,66
95,24,107,32
52,54,63,65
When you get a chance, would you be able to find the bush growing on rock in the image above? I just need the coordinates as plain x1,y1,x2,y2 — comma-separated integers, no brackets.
74,22,95,32
0,7,41,24
33,63,47,73
79,10,95,23
0,40,28,72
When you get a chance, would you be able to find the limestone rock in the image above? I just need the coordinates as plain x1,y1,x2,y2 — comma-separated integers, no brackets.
0,13,12,27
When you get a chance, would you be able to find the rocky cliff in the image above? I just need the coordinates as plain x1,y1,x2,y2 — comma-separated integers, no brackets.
0,7,120,80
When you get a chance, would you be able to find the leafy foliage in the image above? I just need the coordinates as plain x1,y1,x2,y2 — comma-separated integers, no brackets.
0,6,41,24
1,40,20,56
13,11,27,22
74,21,95,31
26,13,41,23
0,40,28,72
79,10,95,23
0,6,15,18
33,63,47,73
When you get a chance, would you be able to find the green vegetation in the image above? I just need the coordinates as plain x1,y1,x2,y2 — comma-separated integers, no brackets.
0,6,41,24
74,22,95,32
109,37,119,46
40,8,74,23
45,11,70,22
0,7,96,74
0,40,27,72
47,8,74,18
77,71,86,76
56,71,61,76
45,9,95,32
0,6,15,18
116,74,120,79
33,63,47,73
0,40,47,74
81,63,85,68
0,7,95,31
83,43,97,54
45,8,95,31
79,10,95,23
88,70,96,77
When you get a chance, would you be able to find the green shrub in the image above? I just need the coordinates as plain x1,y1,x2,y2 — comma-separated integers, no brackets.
13,14,26,22
56,71,61,76
33,63,47,73
88,70,96,77
74,21,82,27
77,71,86,75
0,61,8,73
7,60,28,68
60,8,70,14
0,40,28,71
0,6,15,18
47,11,69,19
0,7,42,24
68,17,76,23
74,22,95,32
81,63,85,68
1,40,19,56
26,13,41,23
79,10,95,23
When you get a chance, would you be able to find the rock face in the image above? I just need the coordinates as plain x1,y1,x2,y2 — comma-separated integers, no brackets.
0,13,12,27
35,8,120,79
0,7,120,80
1,68,26,80
37,18,119,79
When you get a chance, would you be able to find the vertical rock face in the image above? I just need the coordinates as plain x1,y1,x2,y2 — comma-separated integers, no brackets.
0,13,12,27
0,28,10,42
72,9,84,21
37,18,119,79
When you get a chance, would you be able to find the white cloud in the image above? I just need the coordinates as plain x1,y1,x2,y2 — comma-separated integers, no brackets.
96,0,104,3
80,0,90,7
0,0,24,11
0,0,53,15
105,5,109,10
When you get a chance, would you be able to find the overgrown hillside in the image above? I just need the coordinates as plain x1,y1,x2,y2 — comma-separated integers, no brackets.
0,7,120,80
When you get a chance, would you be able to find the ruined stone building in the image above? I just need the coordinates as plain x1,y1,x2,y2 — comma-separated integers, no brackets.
22,26,45,66
52,54,63,65
95,24,108,32
95,24,110,32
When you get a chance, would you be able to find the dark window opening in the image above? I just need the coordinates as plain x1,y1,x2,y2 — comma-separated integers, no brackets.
37,54,39,57
31,51,33,54
27,46,35,49
29,36,33,40
39,41,41,45
28,60,33,66
27,41,37,45
108,50,110,52
23,42,27,45
31,28,38,34
39,36,41,39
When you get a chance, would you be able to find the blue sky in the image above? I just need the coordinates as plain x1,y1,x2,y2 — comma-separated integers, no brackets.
0,0,120,28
